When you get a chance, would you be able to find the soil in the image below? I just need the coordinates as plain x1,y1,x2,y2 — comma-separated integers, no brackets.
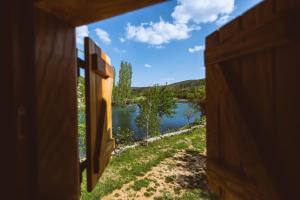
101,149,212,200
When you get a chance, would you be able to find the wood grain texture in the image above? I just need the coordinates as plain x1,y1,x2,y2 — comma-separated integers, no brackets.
35,0,166,26
205,0,300,199
84,37,115,192
92,54,114,78
34,8,79,199
207,63,277,200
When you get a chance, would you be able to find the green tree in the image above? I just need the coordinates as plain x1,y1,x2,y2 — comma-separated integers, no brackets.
116,61,132,105
112,66,119,104
135,85,176,145
191,85,206,115
135,97,160,143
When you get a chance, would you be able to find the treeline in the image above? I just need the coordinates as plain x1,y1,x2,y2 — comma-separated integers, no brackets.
77,61,206,150
132,79,206,115
112,61,177,145
132,79,205,102
168,79,205,100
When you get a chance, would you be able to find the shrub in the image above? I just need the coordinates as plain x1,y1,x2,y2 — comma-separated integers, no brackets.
115,127,134,146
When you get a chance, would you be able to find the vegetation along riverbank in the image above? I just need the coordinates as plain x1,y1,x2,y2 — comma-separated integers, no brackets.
77,60,206,155
80,126,218,200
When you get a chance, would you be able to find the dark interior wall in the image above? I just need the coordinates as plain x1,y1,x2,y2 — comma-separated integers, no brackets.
0,0,35,199
34,8,79,199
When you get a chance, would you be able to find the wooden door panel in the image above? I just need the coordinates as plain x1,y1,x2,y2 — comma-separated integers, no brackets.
84,37,115,192
205,0,300,199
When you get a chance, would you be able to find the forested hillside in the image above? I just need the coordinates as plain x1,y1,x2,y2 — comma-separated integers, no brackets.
132,79,205,100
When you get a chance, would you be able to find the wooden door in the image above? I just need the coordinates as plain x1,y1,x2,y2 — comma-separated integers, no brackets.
205,0,300,199
84,38,115,192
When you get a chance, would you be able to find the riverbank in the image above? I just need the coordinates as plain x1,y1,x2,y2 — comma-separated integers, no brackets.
80,126,217,200
113,98,191,105
113,125,202,155
112,102,201,140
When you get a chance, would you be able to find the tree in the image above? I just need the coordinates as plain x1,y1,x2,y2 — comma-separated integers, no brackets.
112,66,119,104
190,85,206,115
135,97,160,145
184,108,194,126
115,61,132,105
135,85,176,145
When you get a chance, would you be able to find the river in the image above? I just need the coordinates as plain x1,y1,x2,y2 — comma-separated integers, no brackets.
112,102,201,139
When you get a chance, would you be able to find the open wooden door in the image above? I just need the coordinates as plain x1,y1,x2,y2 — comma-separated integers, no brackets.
205,0,300,199
84,37,115,192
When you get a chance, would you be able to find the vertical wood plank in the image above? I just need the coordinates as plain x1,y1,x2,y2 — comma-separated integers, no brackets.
206,64,221,162
34,8,79,199
220,60,242,173
206,64,222,193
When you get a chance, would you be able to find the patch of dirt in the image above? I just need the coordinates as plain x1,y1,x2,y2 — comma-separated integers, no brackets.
101,149,212,200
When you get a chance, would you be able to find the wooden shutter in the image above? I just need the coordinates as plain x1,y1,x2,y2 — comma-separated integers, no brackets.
205,0,300,199
84,37,115,192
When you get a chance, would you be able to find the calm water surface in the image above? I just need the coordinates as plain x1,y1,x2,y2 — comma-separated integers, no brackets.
112,102,201,139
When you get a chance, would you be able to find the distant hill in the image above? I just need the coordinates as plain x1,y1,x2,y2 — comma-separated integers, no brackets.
132,79,205,99
167,79,205,89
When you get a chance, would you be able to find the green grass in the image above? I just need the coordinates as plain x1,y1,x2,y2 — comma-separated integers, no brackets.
131,178,150,191
80,128,206,200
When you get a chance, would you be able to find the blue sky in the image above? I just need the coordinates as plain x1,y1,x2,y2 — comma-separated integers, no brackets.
76,0,262,87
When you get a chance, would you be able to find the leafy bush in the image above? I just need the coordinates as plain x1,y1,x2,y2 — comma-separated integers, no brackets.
114,127,134,146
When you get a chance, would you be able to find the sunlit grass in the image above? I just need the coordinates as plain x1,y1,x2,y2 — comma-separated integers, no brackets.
80,128,207,200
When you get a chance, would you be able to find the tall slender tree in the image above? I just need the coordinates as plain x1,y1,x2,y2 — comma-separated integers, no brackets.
116,61,132,105
112,66,119,104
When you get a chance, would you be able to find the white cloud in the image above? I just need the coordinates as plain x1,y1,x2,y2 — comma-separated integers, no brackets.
126,18,200,45
124,0,235,46
76,25,89,45
144,64,152,68
188,45,205,53
95,28,111,45
172,0,235,24
120,37,126,43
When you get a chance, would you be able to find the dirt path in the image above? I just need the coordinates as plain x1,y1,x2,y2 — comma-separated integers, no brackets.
102,149,213,200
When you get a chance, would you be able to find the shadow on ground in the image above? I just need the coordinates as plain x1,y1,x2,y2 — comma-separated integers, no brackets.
174,149,218,199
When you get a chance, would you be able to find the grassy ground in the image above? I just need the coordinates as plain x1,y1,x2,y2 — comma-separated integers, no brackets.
80,127,217,200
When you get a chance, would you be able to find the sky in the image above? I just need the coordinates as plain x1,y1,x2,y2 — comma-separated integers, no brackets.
76,0,262,87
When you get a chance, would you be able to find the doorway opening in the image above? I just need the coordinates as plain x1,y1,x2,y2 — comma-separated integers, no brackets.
76,1,262,199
